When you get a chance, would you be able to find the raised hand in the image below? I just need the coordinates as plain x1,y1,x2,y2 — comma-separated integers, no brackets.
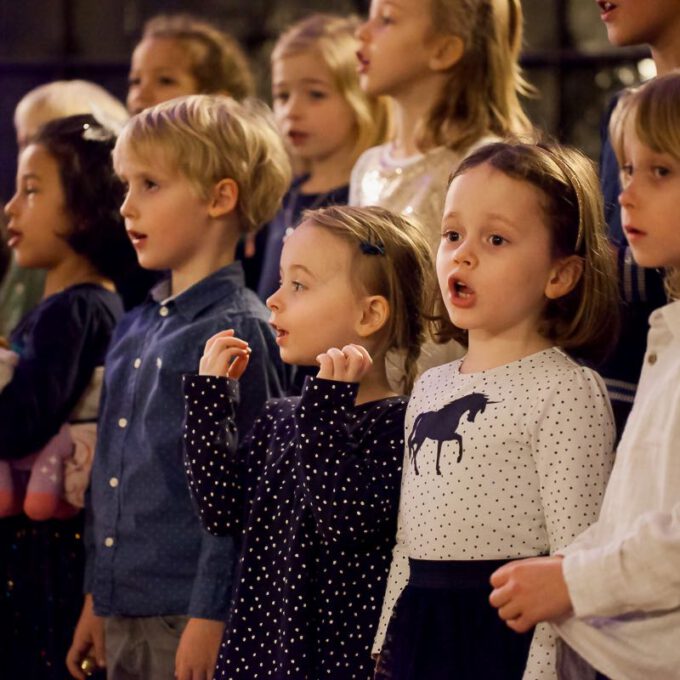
316,344,373,383
199,330,251,380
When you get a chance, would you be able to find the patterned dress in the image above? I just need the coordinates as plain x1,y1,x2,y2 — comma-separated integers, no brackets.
184,375,406,678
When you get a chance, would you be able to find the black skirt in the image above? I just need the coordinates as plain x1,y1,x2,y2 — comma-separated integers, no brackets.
376,558,535,680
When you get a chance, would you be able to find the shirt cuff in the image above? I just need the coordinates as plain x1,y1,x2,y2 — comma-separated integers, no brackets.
183,373,239,414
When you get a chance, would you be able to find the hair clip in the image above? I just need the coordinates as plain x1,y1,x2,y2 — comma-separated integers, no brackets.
359,239,385,256
81,122,114,143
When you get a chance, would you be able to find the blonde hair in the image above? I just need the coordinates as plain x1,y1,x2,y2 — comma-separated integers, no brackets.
432,142,619,363
420,0,532,151
14,80,128,144
272,13,390,162
610,72,680,299
142,14,254,100
304,205,434,393
114,95,292,234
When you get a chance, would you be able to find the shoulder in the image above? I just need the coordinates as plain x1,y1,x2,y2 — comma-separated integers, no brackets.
352,144,386,176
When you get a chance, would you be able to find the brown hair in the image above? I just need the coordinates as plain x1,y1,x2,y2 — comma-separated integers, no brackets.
272,13,390,162
610,72,680,299
304,205,434,392
142,14,254,100
419,0,533,152
432,141,619,363
114,95,291,234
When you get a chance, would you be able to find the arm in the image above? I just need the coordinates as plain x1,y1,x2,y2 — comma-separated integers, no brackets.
175,617,225,680
0,294,104,458
490,370,616,632
183,330,269,536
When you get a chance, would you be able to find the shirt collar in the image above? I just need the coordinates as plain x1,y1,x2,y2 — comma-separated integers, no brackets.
659,298,680,340
149,262,245,321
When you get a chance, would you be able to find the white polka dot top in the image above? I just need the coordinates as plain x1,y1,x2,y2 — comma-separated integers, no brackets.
374,347,615,679
184,374,407,679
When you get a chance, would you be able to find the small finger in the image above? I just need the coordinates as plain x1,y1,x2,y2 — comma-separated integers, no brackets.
227,350,251,380
316,353,334,379
204,329,234,354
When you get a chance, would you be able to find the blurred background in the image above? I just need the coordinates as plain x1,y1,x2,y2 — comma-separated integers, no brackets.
0,0,652,202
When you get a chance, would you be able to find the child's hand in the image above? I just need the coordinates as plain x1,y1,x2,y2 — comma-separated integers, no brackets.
316,344,373,383
65,594,105,679
175,617,224,680
489,555,573,632
199,329,251,380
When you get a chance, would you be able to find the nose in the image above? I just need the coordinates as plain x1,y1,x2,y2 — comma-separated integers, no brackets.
355,18,370,42
618,178,636,209
452,239,477,267
119,190,135,219
127,81,152,114
266,287,281,312
4,192,18,219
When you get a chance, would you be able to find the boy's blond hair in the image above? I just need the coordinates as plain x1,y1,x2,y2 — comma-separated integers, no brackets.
115,94,291,234
272,13,390,162
610,72,680,299
14,80,128,145
142,14,254,100
420,0,533,152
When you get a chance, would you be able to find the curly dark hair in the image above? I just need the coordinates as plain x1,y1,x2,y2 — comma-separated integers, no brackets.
33,114,136,282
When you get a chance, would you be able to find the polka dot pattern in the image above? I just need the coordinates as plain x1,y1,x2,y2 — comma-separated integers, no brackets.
184,375,407,678
374,348,615,679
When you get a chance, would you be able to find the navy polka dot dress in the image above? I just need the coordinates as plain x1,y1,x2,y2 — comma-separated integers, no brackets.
184,375,406,679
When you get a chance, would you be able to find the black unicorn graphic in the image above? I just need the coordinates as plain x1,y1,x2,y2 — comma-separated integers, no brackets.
408,393,500,475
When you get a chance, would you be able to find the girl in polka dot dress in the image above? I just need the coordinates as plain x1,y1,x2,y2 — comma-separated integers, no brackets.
374,142,619,680
489,73,680,680
183,205,433,679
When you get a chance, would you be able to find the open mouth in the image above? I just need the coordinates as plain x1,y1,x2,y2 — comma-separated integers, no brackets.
597,1,617,17
127,229,147,246
6,228,21,248
287,130,308,146
270,321,289,343
623,225,645,239
451,278,473,299
356,50,370,73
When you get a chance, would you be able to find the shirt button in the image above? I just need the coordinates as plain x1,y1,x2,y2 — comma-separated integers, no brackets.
104,537,114,547
109,477,119,488
133,358,141,368
118,417,128,428
159,306,169,317
648,352,657,365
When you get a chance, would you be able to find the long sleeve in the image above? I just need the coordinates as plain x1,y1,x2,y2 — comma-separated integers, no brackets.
292,377,405,547
372,502,409,655
0,292,114,459
183,374,269,537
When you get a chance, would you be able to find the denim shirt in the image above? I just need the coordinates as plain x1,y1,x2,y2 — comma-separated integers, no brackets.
85,262,285,620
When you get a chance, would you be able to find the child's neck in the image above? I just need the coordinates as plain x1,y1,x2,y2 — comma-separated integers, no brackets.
390,74,448,159
169,223,240,298
460,330,554,374
355,353,398,405
300,150,355,195
651,33,680,74
43,256,110,299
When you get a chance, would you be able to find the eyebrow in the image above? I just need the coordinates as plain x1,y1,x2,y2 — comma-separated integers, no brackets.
21,173,40,181
288,264,316,278
273,78,331,88
443,211,519,230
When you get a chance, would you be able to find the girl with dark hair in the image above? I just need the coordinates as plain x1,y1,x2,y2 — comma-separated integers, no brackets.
0,114,128,679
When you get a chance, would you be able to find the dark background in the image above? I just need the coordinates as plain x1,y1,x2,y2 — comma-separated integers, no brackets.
0,0,650,202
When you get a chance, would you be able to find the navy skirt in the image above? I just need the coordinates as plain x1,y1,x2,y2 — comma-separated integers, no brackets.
375,559,535,680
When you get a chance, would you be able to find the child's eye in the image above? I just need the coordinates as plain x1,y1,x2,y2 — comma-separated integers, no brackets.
291,281,305,292
489,234,507,246
652,166,670,178
143,178,158,191
128,76,140,87
378,12,394,25
158,76,178,87
273,91,289,103
443,230,460,243
309,90,328,101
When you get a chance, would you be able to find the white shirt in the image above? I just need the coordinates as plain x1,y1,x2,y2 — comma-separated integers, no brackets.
375,347,615,679
557,300,680,680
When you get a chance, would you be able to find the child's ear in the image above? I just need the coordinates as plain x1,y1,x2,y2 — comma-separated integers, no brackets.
208,178,239,218
544,255,584,300
429,35,464,72
356,295,390,338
